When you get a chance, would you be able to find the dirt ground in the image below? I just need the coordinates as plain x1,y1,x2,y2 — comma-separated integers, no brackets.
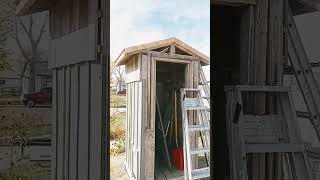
110,153,129,180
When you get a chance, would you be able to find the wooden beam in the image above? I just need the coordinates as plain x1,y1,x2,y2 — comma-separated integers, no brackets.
16,0,56,16
212,0,256,5
170,44,175,55
49,25,96,68
224,85,290,92
154,58,190,64
147,51,200,61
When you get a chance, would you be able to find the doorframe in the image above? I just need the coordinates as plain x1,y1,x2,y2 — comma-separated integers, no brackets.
151,57,191,178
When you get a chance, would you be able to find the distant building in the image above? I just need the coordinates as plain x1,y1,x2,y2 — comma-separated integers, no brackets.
116,80,126,93
0,61,51,96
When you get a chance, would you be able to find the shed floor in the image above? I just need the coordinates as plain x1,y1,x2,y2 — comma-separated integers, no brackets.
155,161,184,180
155,155,210,180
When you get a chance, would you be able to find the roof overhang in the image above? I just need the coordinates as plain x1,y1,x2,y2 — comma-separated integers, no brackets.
16,0,57,16
115,38,210,67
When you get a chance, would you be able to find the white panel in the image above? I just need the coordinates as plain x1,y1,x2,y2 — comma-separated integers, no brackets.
125,70,141,83
49,25,96,68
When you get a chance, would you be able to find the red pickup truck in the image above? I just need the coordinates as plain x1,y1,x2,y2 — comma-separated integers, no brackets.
22,87,52,107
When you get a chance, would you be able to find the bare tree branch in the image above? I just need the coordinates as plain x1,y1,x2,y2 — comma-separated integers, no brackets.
36,14,48,45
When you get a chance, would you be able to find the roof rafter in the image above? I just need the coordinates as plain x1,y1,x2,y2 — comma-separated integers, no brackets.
115,37,210,66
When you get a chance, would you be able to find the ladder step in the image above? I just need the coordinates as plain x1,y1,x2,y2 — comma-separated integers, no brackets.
192,167,210,179
183,88,201,92
202,96,210,100
190,147,209,155
189,125,210,131
186,106,209,111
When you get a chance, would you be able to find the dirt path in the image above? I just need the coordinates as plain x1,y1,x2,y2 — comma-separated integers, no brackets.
110,153,129,180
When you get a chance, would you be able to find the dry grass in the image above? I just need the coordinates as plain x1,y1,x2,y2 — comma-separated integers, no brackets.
110,153,128,180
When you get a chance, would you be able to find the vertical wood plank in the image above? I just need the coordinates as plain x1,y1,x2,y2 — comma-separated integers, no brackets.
89,63,102,179
69,65,79,180
64,67,71,180
51,70,58,180
78,63,90,180
251,0,269,179
267,0,284,179
57,68,66,180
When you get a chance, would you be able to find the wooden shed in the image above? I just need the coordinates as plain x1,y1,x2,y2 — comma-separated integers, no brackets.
16,0,109,180
115,38,210,180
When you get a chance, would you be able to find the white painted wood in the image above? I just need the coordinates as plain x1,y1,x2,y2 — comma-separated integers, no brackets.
49,25,96,68
125,70,141,83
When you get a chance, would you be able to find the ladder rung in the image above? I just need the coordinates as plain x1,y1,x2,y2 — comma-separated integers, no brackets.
192,167,210,179
182,88,201,92
199,81,209,85
190,147,209,155
189,125,210,131
186,106,209,111
202,96,210,99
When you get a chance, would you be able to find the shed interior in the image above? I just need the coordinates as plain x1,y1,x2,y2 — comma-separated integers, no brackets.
154,61,209,179
154,61,185,179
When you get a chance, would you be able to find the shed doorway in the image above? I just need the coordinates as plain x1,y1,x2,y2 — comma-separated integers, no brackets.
154,61,186,180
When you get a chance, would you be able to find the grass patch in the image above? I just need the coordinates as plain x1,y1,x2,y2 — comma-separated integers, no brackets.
110,112,125,140
110,93,126,108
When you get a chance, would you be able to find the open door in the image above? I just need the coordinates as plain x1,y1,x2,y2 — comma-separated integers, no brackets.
125,80,145,180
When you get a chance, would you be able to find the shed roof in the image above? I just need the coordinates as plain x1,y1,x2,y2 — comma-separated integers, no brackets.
114,37,210,66
16,0,56,16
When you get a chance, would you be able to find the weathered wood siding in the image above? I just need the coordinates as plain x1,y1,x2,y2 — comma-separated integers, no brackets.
49,0,106,180
123,51,201,179
51,62,104,180
140,53,156,179
49,0,97,39
125,79,145,180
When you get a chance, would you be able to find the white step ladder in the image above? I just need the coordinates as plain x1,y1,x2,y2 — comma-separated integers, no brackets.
180,88,210,180
224,85,314,180
199,67,210,104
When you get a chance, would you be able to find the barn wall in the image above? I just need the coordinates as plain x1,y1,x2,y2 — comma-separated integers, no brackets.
51,62,103,180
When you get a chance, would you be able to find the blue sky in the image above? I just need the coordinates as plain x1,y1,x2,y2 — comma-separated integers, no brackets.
110,0,210,78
